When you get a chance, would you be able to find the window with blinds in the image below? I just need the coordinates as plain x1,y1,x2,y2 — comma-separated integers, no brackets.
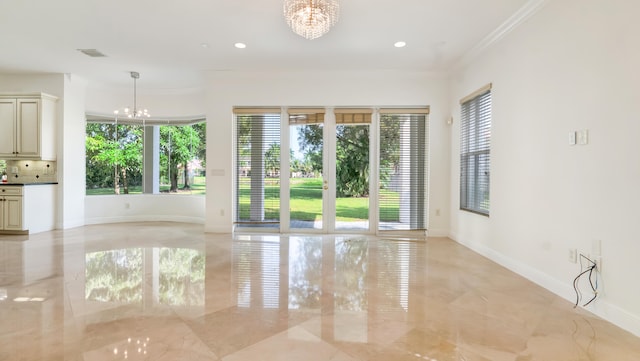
234,108,281,227
378,109,429,231
460,85,491,216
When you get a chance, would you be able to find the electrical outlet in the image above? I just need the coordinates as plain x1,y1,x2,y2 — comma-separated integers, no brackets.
568,248,577,263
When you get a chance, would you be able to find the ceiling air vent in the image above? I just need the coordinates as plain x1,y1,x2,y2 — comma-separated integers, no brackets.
77,49,107,57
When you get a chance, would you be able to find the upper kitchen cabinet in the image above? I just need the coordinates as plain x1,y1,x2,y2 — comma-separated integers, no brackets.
0,93,58,160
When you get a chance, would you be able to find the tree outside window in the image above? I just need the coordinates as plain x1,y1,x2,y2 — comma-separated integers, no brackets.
86,121,206,195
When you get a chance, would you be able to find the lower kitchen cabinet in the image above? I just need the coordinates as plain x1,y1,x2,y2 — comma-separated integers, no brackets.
0,186,23,232
0,184,56,235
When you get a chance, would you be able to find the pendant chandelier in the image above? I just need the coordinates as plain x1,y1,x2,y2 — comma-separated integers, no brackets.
114,71,150,121
283,0,340,40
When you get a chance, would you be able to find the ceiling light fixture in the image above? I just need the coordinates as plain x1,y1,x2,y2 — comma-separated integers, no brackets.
394,41,407,48
114,71,150,122
283,0,340,40
234,42,247,49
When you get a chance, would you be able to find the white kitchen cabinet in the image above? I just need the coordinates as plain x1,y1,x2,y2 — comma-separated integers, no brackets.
0,93,58,160
0,185,55,235
0,186,24,232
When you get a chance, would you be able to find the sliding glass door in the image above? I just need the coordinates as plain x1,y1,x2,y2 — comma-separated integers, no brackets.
235,107,428,234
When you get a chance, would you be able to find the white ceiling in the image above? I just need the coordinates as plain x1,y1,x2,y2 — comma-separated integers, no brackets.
0,0,531,90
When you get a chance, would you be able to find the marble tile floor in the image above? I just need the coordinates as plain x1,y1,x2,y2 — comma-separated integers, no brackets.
0,222,639,360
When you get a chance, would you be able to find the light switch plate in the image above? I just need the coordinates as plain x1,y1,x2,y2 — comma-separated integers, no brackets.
569,131,576,145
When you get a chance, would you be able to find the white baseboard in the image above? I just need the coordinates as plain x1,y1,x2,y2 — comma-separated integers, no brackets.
449,233,640,337
59,219,86,230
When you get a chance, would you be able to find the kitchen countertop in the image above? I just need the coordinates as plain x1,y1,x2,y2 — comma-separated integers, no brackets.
0,182,58,186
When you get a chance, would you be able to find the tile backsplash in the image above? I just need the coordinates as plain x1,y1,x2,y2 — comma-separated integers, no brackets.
3,160,58,183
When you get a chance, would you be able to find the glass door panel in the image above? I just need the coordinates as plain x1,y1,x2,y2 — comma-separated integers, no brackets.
289,111,325,230
378,113,427,231
234,110,281,230
335,123,370,231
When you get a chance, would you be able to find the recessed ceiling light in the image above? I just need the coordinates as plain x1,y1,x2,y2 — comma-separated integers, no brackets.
200,43,209,49
394,41,407,48
234,43,247,49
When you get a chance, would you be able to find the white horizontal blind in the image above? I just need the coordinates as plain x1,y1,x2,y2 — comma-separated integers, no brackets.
378,111,428,230
460,88,491,215
235,109,281,226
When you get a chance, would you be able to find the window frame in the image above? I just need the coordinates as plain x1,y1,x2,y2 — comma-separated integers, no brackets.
84,116,206,196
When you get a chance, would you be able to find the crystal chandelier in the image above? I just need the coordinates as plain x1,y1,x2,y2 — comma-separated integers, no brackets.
114,71,150,121
283,0,340,40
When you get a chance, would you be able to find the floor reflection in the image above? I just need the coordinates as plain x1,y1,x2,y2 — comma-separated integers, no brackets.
231,235,424,345
1,223,639,361
85,247,205,309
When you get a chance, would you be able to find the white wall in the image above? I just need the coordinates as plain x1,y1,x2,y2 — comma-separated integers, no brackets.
61,74,88,229
85,85,206,119
0,74,64,96
205,70,451,234
85,195,205,225
449,0,640,336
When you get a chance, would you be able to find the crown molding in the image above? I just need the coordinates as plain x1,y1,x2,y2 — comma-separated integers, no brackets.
452,0,551,71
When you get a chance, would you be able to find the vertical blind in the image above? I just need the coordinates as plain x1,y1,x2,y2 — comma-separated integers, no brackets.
378,109,429,231
460,85,491,215
234,108,281,225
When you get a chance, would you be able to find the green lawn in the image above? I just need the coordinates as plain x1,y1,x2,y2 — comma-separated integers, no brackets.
237,177,399,222
88,177,400,222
